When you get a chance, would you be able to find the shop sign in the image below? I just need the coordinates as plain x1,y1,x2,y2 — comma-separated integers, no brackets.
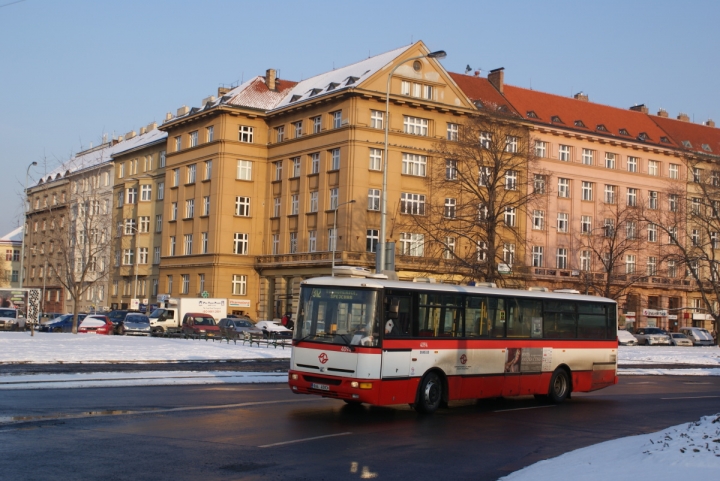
642,309,667,317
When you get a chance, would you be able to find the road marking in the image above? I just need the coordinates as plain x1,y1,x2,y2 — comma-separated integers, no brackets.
625,382,656,385
493,405,555,413
661,395,720,400
682,382,712,385
258,432,352,448
0,398,321,426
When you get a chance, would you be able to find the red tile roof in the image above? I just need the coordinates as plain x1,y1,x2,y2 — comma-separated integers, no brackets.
448,73,517,114
649,115,720,157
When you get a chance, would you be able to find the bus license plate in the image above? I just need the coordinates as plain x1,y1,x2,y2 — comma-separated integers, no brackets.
311,383,330,391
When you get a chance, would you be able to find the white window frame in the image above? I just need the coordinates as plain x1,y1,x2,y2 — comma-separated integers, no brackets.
403,116,429,136
402,153,427,177
233,233,248,255
369,148,382,171
239,125,254,143
235,196,250,217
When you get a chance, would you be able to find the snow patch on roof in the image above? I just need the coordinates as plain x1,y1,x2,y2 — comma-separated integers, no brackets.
0,226,23,243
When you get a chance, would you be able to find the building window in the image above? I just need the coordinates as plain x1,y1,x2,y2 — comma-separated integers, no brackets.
581,215,592,234
580,250,591,271
532,246,544,267
558,178,570,198
201,232,208,254
310,153,320,174
276,125,285,142
581,181,593,201
557,213,569,233
272,234,279,255
371,110,384,129
291,157,301,177
480,132,491,149
627,156,638,173
648,160,659,176
505,136,518,153
535,141,547,158
126,187,137,204
503,243,515,266
289,232,298,254
367,189,380,211
181,274,190,294
504,207,516,227
124,218,137,235
365,229,379,253
534,174,546,194
140,185,152,201
235,196,250,217
169,236,176,256
172,168,180,186
312,116,321,133
329,188,339,210
648,191,658,209
237,160,252,180
402,153,427,176
185,199,194,218
233,233,248,255
198,274,205,294
559,144,570,161
669,194,678,212
627,188,637,207
691,229,700,246
206,126,214,142
159,150,166,167
291,194,299,215
604,185,617,204
154,246,160,264
204,160,212,180
294,121,303,138
189,131,198,148
403,116,429,136
447,123,459,141
330,149,340,170
274,161,283,181
478,167,492,187
332,111,342,129
400,233,424,257
444,198,456,218
478,203,489,221
232,275,247,295
625,255,636,274
203,196,210,216
445,159,457,180
138,216,150,233
307,191,318,213
400,193,425,215
693,168,702,183
174,136,181,151
533,210,545,230
167,275,173,294
647,223,657,242
556,248,568,269
669,163,679,179
605,152,616,169
477,241,488,261
369,149,382,171
582,149,594,165
273,198,281,217
626,221,637,239
328,228,337,251
647,257,657,276
308,230,317,252
239,125,254,143
505,170,517,190
443,237,455,260
137,247,148,265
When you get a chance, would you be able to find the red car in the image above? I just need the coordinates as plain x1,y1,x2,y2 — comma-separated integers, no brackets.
181,313,220,337
78,315,114,335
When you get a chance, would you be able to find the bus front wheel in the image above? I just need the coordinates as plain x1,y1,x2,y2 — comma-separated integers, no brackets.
548,368,570,403
414,372,443,414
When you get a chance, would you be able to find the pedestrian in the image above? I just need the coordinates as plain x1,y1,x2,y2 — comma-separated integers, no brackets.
281,312,289,327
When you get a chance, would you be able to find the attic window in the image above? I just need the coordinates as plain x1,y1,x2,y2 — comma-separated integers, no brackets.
345,76,359,86
326,82,339,91
619,128,630,136
596,124,608,132
474,100,484,109
637,132,650,141
526,111,538,119
574,120,586,128
702,144,712,152
497,105,508,112
682,140,692,148
551,115,563,124
660,136,670,144
290,95,302,103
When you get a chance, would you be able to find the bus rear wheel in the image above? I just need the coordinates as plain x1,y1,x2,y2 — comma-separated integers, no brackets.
548,368,570,403
414,372,443,414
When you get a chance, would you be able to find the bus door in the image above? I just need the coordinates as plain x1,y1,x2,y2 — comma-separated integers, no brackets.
381,294,412,378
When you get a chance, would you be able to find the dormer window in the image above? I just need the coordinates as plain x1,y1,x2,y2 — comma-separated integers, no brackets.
526,111,538,119
345,76,359,86
619,128,630,136
327,82,339,91
682,140,692,148
637,132,650,141
474,100,484,109
290,94,302,103
309,88,322,96
574,120,586,128
702,144,712,152
551,115,563,124
660,136,670,143
596,124,608,132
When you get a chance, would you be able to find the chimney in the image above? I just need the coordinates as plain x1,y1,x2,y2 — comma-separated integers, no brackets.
705,119,715,128
657,109,668,118
140,127,146,135
125,130,136,140
677,112,690,122
177,105,189,117
473,70,480,77
117,135,124,142
165,112,173,121
201,95,216,107
146,122,157,131
574,92,589,102
217,86,231,97
488,67,504,94
265,69,277,91
629,104,648,114
102,133,108,144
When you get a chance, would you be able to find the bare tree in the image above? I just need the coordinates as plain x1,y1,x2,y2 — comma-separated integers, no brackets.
396,110,542,286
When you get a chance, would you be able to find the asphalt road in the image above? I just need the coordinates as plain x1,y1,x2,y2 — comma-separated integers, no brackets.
1,376,719,481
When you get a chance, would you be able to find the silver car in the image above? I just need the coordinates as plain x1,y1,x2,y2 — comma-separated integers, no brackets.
633,327,671,346
668,332,693,347
123,314,151,336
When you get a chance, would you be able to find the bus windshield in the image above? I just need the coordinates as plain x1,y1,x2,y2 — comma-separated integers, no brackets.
295,286,380,347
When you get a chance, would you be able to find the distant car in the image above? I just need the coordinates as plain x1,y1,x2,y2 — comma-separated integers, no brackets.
122,314,151,336
38,314,88,333
617,329,638,346
78,315,114,335
633,327,671,346
182,313,220,337
107,310,137,335
678,327,715,346
0,308,26,331
218,317,262,338
668,332,693,347
255,320,292,338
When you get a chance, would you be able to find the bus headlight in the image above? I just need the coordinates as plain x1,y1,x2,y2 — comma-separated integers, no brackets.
350,381,359,388
291,373,299,380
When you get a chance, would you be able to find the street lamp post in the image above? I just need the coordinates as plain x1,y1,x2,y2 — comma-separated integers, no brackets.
377,49,446,274
331,199,356,276
19,161,38,289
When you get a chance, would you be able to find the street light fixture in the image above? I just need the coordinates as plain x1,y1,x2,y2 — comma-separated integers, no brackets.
331,199,356,276
378,49,446,274
20,161,38,289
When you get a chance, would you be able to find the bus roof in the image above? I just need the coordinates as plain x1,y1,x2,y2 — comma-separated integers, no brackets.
301,276,616,304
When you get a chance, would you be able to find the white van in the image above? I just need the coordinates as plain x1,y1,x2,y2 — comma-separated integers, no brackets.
678,327,715,346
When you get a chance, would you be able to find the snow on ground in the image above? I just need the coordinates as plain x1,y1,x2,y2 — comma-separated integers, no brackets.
619,346,720,366
501,413,720,481
620,368,720,376
0,332,290,364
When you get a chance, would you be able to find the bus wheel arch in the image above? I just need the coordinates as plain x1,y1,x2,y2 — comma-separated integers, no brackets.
413,369,447,414
548,365,572,403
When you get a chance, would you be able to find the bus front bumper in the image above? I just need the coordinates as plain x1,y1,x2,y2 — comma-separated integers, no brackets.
288,370,381,404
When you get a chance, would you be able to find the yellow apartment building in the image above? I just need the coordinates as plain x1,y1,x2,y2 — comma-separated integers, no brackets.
0,227,22,288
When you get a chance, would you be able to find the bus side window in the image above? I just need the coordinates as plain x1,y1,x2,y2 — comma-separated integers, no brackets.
465,296,489,337
543,301,576,339
384,296,411,337
488,297,506,338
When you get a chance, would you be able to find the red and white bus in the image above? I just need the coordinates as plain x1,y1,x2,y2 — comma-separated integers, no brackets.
288,274,618,413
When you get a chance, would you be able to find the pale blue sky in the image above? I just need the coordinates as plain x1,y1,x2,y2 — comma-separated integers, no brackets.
1,0,719,234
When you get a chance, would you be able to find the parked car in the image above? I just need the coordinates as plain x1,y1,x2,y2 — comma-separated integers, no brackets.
678,327,715,346
122,314,152,336
255,320,292,338
78,315,114,335
633,327,671,346
39,313,88,333
181,313,220,337
217,317,262,338
668,332,693,347
617,329,638,346
107,310,136,335
0,308,27,331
